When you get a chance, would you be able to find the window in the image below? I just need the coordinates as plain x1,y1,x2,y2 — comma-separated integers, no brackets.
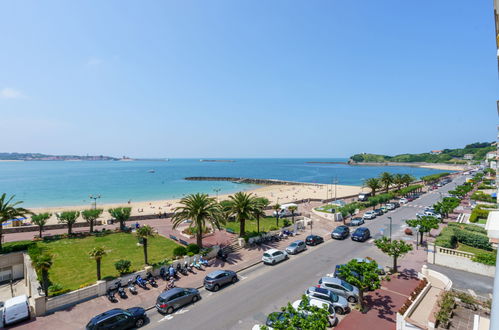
114,314,128,322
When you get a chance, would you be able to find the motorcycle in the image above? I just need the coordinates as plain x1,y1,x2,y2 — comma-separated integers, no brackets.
199,256,209,267
107,288,118,303
127,278,138,295
191,258,203,270
146,272,158,287
184,261,194,273
177,263,188,276
115,281,127,299
159,267,168,281
217,249,228,262
135,275,148,289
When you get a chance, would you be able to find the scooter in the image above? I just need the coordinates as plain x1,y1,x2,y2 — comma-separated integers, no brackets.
107,288,118,303
135,275,148,289
159,267,168,281
191,258,203,270
177,263,188,276
127,278,138,295
199,256,209,267
184,261,194,273
217,249,228,262
116,281,127,299
146,272,158,287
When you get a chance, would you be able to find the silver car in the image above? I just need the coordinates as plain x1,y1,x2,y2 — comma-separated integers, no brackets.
262,249,288,265
318,277,360,303
285,240,307,255
291,299,337,327
305,286,350,314
362,211,376,220
350,217,364,226
156,287,200,314
204,270,237,291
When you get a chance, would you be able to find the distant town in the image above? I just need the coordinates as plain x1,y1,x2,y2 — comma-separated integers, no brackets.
0,152,119,161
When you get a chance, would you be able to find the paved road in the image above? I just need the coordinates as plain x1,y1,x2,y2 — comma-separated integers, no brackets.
143,176,464,330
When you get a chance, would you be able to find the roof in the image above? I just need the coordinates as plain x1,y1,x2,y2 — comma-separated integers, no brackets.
485,210,499,239
5,295,28,308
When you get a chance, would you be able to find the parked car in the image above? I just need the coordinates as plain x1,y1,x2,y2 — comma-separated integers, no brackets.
392,201,400,208
380,205,388,213
155,288,200,314
86,308,147,330
3,295,30,326
291,299,338,326
204,270,238,291
331,225,350,240
362,211,376,220
305,287,350,314
350,217,364,226
399,198,408,204
373,209,384,216
351,227,370,242
318,277,360,303
423,210,442,219
385,203,395,210
354,258,385,275
285,240,307,254
262,248,288,265
305,235,324,246
358,192,371,202
333,264,360,281
415,212,426,219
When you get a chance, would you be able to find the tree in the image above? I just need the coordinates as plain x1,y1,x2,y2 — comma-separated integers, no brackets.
227,192,258,237
0,193,32,250
108,207,132,231
89,247,106,280
364,178,381,196
262,295,331,330
115,259,132,275
82,209,103,233
406,216,440,244
136,225,155,265
56,211,79,235
288,205,298,225
374,237,413,273
32,253,53,298
379,172,393,193
393,173,406,191
338,259,381,311
172,193,223,248
32,213,51,239
253,197,269,233
272,203,281,227
402,174,415,188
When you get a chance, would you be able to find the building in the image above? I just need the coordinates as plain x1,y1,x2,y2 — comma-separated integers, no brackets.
430,150,442,155
463,154,474,160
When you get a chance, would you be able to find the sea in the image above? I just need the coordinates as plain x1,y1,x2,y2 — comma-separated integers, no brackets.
0,159,450,208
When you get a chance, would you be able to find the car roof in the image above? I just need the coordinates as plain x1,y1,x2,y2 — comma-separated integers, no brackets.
90,309,125,323
355,227,369,232
159,287,184,297
308,286,330,295
335,225,348,230
321,276,342,284
207,270,226,277
5,295,28,307
265,248,280,254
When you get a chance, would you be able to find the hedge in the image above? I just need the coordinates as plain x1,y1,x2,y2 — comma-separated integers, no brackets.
469,207,490,223
173,246,187,257
447,223,487,234
472,252,497,266
1,241,36,254
436,224,491,250
471,192,495,203
452,228,492,251
435,228,457,249
187,243,200,254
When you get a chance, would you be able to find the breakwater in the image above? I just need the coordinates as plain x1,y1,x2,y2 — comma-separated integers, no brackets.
306,161,348,165
184,177,314,185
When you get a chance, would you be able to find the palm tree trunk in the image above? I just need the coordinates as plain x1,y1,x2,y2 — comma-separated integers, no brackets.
68,223,72,235
120,220,124,231
420,232,424,245
239,217,245,237
39,226,43,239
0,225,3,250
90,220,94,233
275,215,279,227
97,259,101,280
42,271,49,297
197,232,203,248
256,215,260,233
143,239,148,265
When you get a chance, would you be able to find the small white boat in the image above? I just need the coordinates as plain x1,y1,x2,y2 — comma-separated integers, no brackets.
148,169,155,173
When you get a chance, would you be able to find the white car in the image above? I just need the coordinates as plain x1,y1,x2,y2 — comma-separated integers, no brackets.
399,198,408,204
363,211,376,220
291,299,338,327
424,210,442,219
262,248,288,265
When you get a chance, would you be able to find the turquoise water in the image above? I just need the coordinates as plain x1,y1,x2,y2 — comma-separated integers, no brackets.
0,159,450,207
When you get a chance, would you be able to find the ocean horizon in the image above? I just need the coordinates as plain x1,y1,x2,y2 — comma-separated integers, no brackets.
0,158,451,208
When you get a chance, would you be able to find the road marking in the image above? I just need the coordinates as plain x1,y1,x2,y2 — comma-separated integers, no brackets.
158,315,174,322
367,239,374,243
239,275,248,280
176,308,189,315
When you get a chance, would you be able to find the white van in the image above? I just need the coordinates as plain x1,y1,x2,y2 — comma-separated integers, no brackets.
3,295,30,326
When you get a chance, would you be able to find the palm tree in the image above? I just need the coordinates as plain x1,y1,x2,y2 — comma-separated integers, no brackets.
136,225,155,265
82,209,103,233
379,172,393,193
32,253,53,298
108,207,132,231
56,211,79,235
0,193,32,250
32,213,51,239
402,174,415,188
288,205,298,225
227,192,258,237
252,197,269,233
172,193,224,248
272,203,281,227
89,247,106,280
364,178,381,197
393,174,405,191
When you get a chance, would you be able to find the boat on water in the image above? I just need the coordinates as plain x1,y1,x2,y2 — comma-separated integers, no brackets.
148,169,155,173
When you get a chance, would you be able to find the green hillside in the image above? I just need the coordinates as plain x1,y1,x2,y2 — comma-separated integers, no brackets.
350,142,495,164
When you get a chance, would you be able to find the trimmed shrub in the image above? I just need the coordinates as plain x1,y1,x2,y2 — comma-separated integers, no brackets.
453,228,492,251
472,252,497,265
173,246,187,257
471,192,495,203
48,283,71,297
187,243,200,254
448,223,487,234
114,259,132,275
283,219,291,227
243,231,261,243
1,241,36,254
435,229,457,249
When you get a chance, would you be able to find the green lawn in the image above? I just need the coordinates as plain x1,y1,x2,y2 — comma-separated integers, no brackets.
457,243,491,255
224,216,289,233
32,233,179,291
477,219,487,224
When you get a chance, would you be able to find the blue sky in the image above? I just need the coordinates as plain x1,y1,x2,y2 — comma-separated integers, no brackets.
1,1,497,158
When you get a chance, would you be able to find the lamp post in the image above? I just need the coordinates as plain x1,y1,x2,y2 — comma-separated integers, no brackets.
388,216,392,241
89,194,101,210
213,188,221,202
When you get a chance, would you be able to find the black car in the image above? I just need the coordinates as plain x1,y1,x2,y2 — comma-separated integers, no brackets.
86,308,147,330
373,209,384,216
305,235,324,246
351,227,370,242
392,202,400,208
331,225,350,240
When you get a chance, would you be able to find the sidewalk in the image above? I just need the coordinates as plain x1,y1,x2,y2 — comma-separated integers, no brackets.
10,227,327,330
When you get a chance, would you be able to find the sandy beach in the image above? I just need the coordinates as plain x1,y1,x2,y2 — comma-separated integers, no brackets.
27,183,364,225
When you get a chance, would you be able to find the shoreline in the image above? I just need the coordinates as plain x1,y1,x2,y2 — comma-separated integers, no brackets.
28,183,364,225
349,162,465,171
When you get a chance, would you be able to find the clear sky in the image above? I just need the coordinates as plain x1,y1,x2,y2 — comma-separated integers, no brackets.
1,0,497,158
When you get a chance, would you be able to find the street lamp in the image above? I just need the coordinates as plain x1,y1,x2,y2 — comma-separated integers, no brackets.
213,188,221,201
89,194,101,210
388,216,392,241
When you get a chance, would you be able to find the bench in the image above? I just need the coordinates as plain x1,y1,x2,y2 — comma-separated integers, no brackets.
226,228,236,234
169,234,178,241
179,239,189,246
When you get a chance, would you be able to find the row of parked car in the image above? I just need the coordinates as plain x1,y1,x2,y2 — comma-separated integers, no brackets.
261,234,324,265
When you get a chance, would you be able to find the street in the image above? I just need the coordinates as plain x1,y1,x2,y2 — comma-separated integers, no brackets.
143,176,464,330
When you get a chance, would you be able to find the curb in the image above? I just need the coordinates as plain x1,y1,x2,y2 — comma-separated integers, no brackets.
144,259,264,312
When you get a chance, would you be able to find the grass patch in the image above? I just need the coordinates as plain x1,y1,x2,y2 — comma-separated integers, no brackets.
224,216,289,233
34,233,179,291
477,219,487,224
457,243,490,255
